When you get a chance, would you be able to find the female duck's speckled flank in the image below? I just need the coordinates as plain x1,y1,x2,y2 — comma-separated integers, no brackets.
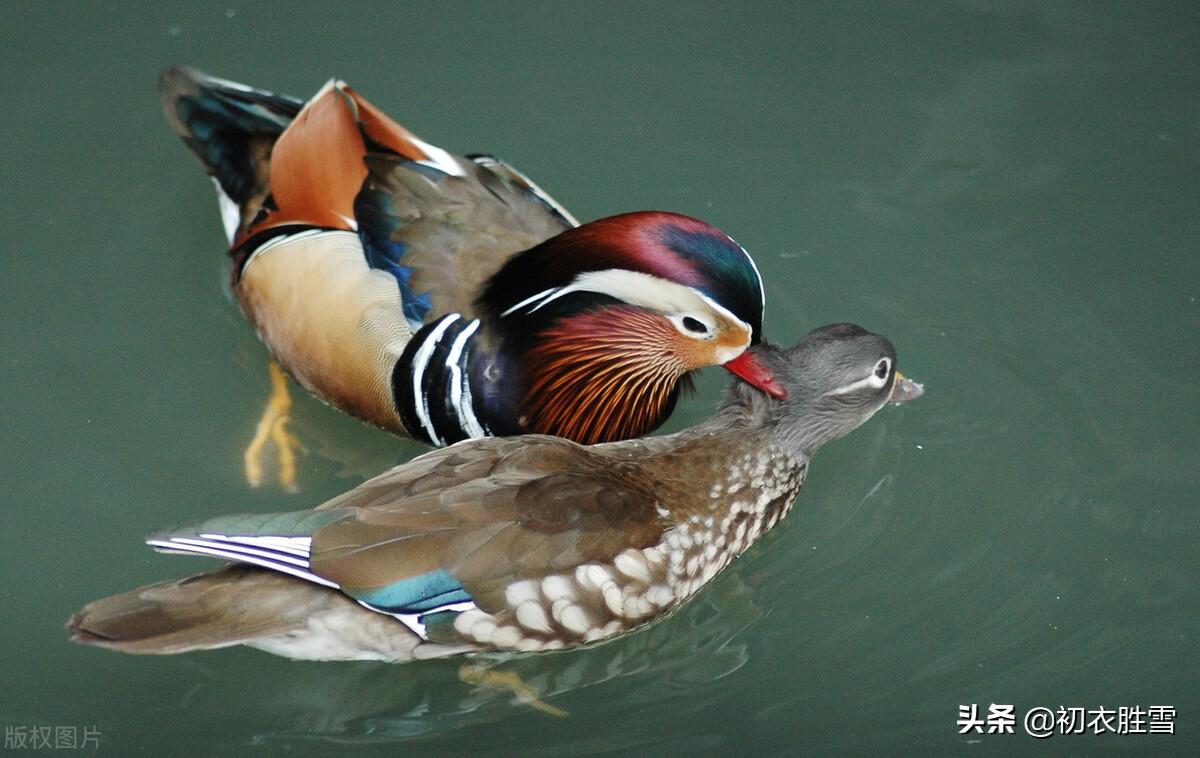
67,324,922,662
161,67,780,456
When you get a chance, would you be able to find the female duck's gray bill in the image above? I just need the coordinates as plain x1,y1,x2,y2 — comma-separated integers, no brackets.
890,371,925,404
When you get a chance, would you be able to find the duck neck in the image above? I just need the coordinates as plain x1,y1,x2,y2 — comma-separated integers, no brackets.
646,377,814,508
636,414,810,596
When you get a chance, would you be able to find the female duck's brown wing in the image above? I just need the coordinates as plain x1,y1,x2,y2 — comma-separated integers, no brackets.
68,438,665,658
306,435,669,612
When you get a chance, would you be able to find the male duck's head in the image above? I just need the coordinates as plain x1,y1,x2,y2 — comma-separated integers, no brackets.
479,211,776,443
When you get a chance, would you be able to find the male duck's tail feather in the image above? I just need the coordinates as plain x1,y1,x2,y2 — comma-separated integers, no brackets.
158,66,302,217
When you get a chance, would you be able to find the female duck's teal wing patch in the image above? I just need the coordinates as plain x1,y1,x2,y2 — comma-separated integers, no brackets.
348,568,473,614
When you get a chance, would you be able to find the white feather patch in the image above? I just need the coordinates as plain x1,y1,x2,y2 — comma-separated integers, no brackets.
410,314,460,445
516,601,553,635
446,318,488,439
147,537,336,588
498,270,752,349
211,177,240,245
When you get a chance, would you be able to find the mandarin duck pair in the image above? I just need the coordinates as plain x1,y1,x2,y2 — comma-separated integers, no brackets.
67,69,922,662
156,66,779,490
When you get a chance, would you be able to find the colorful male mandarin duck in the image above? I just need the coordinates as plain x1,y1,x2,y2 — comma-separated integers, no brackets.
159,67,779,485
67,324,923,661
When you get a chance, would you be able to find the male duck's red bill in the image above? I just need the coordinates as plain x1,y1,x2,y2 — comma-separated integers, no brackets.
723,351,788,399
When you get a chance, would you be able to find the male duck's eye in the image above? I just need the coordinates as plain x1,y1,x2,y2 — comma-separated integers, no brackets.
875,359,890,380
682,316,709,334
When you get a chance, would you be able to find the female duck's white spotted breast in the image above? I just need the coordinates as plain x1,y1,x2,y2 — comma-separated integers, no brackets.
453,444,808,651
453,547,671,651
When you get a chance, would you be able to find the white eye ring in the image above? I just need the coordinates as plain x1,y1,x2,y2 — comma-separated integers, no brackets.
669,314,715,340
870,358,891,387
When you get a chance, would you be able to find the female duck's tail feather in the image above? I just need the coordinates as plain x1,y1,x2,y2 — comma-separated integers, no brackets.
65,565,446,661
66,565,308,654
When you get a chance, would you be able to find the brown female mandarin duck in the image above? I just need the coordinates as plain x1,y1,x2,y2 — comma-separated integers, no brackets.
67,324,923,661
159,67,779,484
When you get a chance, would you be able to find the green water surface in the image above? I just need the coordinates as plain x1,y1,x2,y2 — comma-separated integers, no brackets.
2,2,1196,755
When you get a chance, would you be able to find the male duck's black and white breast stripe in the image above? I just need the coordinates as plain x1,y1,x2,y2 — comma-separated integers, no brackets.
393,314,492,446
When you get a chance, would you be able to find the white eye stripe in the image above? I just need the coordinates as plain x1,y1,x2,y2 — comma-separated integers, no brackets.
825,376,876,396
826,358,892,396
499,270,753,339
691,290,750,336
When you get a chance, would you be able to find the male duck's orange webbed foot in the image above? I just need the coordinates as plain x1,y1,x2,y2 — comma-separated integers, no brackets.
457,663,568,718
244,360,304,492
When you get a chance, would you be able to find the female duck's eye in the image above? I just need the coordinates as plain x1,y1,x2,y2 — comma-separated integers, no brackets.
875,359,890,379
682,316,709,334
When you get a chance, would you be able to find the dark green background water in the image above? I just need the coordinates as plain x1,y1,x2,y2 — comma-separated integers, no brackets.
3,2,1196,755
